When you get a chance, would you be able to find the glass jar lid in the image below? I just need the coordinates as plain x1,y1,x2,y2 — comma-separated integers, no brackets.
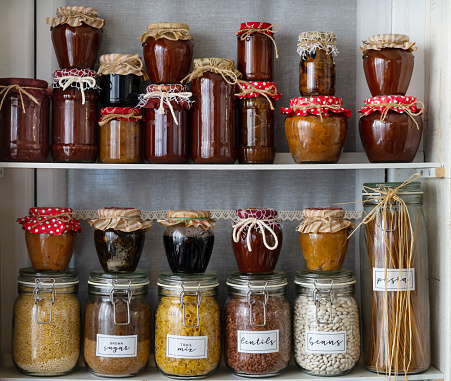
295,269,355,288
88,269,149,289
226,270,287,290
18,267,79,287
157,271,219,291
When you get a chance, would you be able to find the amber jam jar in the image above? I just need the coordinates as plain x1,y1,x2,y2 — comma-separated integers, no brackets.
51,69,99,162
361,34,416,96
139,84,192,164
89,208,153,274
359,95,423,163
281,96,351,164
0,78,51,162
232,208,283,274
139,22,194,84
297,32,338,96
99,107,142,164
47,6,104,69
17,207,81,271
236,22,278,81
296,208,354,272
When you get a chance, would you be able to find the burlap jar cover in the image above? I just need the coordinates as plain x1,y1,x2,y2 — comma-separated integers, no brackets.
158,210,216,229
182,58,242,85
17,207,81,235
297,31,339,60
89,208,153,232
360,34,417,55
138,22,193,43
52,69,97,105
97,54,149,80
46,6,105,28
99,107,142,127
296,208,354,234
235,81,281,110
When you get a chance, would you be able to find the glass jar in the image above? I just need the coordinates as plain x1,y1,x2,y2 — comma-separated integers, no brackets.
155,272,221,378
236,22,276,81
232,208,283,273
294,270,360,376
359,95,423,163
12,268,80,376
47,6,104,69
99,74,140,107
140,22,194,84
99,107,143,164
281,96,351,164
0,78,51,162
360,181,430,375
224,271,291,377
83,270,151,377
297,32,337,96
51,69,99,162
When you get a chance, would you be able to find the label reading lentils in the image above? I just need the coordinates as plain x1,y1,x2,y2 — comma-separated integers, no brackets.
373,268,415,291
166,335,208,358
237,330,279,353
96,334,138,357
305,331,346,354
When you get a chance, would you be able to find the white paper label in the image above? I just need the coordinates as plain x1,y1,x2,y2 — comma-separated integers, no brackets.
166,335,208,359
373,268,415,291
96,334,137,357
237,330,279,353
305,331,346,354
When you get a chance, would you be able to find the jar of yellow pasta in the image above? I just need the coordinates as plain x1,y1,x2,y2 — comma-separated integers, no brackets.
155,272,221,378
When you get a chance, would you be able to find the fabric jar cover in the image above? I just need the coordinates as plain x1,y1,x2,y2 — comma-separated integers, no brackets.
158,210,216,229
46,6,105,29
52,69,98,90
89,207,153,232
17,207,81,235
0,78,52,113
296,208,354,234
182,58,242,84
99,107,142,123
360,34,417,55
235,81,282,101
97,54,148,78
234,208,282,230
280,96,352,118
138,22,193,43
137,84,193,110
297,31,339,60
359,95,423,116
236,22,277,36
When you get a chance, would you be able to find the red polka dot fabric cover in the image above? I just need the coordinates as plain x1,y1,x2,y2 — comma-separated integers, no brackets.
52,69,98,90
237,22,274,35
17,207,81,235
234,208,282,230
99,107,142,122
359,95,423,115
280,96,352,118
235,81,282,101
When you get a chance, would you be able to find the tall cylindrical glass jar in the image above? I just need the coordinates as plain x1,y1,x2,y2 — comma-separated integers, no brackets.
360,181,430,375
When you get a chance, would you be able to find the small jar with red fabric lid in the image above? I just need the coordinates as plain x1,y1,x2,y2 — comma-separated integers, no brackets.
281,96,351,164
0,78,51,162
232,208,283,274
138,84,192,164
236,22,278,81
51,69,99,162
359,95,423,163
17,207,81,271
236,81,281,164
99,107,142,164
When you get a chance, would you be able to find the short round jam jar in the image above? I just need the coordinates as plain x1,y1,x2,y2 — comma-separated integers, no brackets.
232,208,283,274
47,6,104,69
17,207,81,271
359,95,423,163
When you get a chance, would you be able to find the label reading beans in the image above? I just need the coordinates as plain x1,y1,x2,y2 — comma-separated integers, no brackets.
96,334,137,357
305,331,346,354
373,268,415,291
237,330,279,353
166,335,208,359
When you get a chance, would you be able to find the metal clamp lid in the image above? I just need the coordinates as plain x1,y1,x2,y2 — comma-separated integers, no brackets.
33,278,56,324
312,279,334,325
246,280,269,327
109,280,132,326
179,281,202,328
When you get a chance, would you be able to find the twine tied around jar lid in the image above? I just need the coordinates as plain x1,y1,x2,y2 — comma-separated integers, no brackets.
297,31,339,60
158,210,216,229
0,85,41,113
97,54,149,80
53,69,97,105
182,58,242,85
296,208,354,234
360,34,417,55
99,108,142,127
17,207,81,234
281,96,352,121
89,207,153,232
235,81,281,110
138,22,193,42
46,6,105,28
236,23,280,58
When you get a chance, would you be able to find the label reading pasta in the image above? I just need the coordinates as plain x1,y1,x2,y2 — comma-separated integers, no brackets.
237,330,279,353
373,268,415,291
305,331,346,354
96,334,137,357
166,335,208,358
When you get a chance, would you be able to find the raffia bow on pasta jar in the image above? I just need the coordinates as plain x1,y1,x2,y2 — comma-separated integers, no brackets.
296,208,354,271
232,208,283,274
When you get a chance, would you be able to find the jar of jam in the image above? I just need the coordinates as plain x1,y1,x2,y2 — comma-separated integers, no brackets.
155,272,221,378
184,58,241,164
99,107,143,164
51,69,99,162
98,54,147,107
0,78,51,162
232,208,283,273
46,6,104,69
158,210,215,274
236,81,281,164
296,208,354,272
17,207,81,271
236,22,278,81
281,96,351,164
89,208,153,274
139,22,194,84
297,32,338,96
138,84,192,164
361,34,416,96
224,271,291,377
359,96,423,163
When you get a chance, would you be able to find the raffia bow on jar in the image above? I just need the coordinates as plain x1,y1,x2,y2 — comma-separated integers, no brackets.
52,69,97,105
236,22,280,58
89,207,153,232
281,96,352,121
97,54,149,80
98,107,142,127
46,6,105,28
360,33,417,55
182,58,242,86
235,81,281,110
0,79,51,113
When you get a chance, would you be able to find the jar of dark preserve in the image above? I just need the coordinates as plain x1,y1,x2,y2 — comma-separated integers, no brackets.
138,84,192,164
158,210,215,274
361,34,416,96
0,78,51,162
236,22,278,81
359,95,423,163
89,208,153,273
51,69,99,162
47,6,104,69
297,32,338,96
139,22,194,84
232,208,283,274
